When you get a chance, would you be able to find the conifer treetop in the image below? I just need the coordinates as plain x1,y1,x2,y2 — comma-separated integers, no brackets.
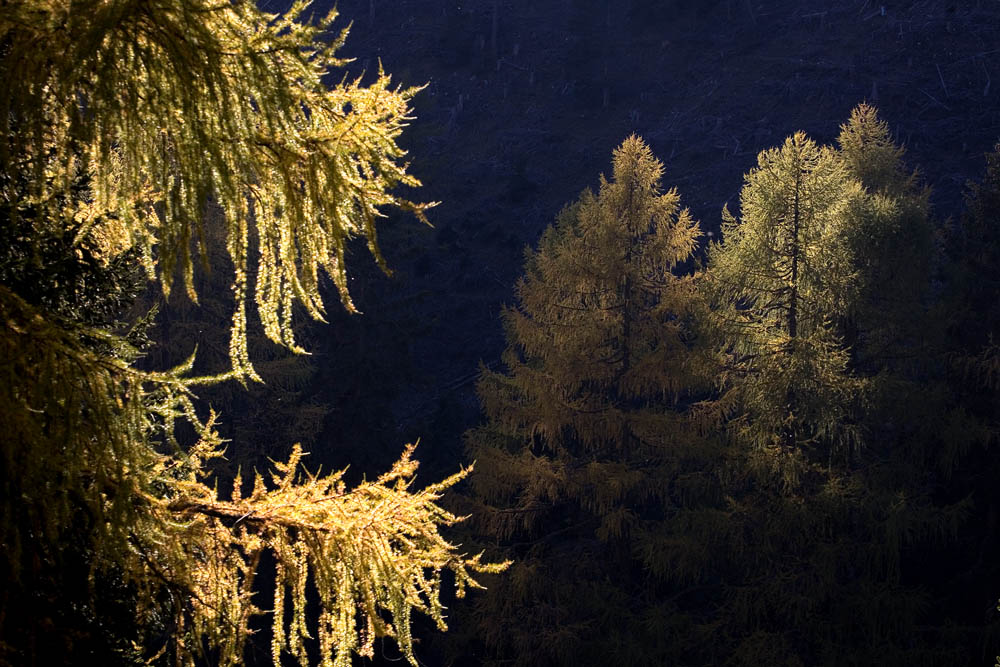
837,102,910,194
464,136,710,666
492,135,701,451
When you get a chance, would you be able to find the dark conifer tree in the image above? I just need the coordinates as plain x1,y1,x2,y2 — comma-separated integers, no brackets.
940,143,1000,664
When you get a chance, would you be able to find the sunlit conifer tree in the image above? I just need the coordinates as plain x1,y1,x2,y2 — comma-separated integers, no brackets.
0,1,505,664
835,103,936,377
463,136,717,666
703,131,866,472
696,112,983,666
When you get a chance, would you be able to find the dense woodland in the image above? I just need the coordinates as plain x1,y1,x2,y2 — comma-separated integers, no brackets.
2,1,1000,666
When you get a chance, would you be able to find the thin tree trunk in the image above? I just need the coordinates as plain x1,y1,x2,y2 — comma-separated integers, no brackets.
784,169,802,450
788,172,800,340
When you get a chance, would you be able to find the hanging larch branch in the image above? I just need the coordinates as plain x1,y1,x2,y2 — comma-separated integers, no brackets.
0,1,502,665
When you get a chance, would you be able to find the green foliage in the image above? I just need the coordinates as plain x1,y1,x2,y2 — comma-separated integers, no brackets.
0,1,504,664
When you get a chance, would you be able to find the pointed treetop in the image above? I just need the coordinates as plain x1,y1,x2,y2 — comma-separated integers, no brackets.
837,103,908,193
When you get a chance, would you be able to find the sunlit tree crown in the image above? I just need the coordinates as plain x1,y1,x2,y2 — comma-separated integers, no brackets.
464,137,712,666
705,131,865,459
491,134,701,454
833,104,936,377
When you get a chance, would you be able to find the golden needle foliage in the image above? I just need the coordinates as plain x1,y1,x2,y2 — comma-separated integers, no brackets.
703,132,866,462
0,1,503,664
2,0,433,380
465,137,709,666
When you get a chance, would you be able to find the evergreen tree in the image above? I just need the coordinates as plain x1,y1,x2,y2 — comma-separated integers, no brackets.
0,1,504,665
462,137,717,666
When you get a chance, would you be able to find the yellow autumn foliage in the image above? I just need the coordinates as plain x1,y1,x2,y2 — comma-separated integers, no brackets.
0,1,504,664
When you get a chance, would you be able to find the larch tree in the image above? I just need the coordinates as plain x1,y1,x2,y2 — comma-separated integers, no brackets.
703,130,865,470
695,130,874,664
831,105,969,528
834,112,994,666
944,143,1000,664
0,1,505,665
461,137,721,666
828,104,947,490
834,103,936,378
948,142,1000,381
695,115,979,666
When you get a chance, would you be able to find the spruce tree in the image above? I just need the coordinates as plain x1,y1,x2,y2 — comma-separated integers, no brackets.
462,136,718,666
